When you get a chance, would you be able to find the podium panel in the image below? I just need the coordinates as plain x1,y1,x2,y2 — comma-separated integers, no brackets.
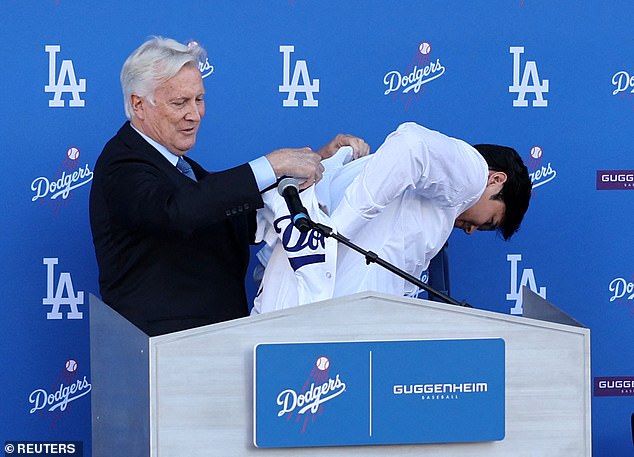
90,292,591,457
253,339,506,447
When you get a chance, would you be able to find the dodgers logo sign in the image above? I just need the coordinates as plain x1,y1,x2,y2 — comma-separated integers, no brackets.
43,257,84,320
279,45,319,107
254,339,505,448
509,46,549,107
506,254,546,315
383,41,446,110
276,356,347,432
44,45,86,108
31,147,94,216
28,358,92,428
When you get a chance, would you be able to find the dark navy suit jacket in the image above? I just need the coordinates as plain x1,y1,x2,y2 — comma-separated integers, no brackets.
89,122,263,335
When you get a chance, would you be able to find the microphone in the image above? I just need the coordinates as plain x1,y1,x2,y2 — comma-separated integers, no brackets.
277,177,312,233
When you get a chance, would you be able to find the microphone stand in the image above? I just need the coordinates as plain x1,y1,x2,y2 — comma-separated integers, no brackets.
308,221,471,308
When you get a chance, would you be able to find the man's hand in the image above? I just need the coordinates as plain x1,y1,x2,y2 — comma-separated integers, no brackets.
265,134,369,190
265,147,324,189
316,134,370,160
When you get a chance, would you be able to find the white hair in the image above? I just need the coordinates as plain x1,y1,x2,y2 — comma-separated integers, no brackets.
120,36,205,119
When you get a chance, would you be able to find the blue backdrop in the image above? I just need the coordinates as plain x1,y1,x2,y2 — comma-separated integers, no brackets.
2,1,632,455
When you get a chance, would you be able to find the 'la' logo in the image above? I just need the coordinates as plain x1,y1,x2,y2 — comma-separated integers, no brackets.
43,258,84,319
509,46,548,107
506,254,546,315
44,45,86,108
279,45,319,107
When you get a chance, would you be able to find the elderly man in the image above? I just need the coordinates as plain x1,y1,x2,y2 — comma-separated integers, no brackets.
89,36,368,335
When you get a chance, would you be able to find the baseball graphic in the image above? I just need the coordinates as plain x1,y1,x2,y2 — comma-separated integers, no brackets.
65,359,78,372
530,146,543,159
419,42,431,55
67,147,80,160
315,356,330,371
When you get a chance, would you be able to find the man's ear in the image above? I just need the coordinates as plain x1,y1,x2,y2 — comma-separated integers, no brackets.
488,171,508,186
131,94,145,121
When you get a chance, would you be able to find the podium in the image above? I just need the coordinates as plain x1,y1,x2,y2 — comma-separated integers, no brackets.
89,291,591,456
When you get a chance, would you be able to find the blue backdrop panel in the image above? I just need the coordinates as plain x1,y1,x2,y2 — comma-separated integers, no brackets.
1,1,632,455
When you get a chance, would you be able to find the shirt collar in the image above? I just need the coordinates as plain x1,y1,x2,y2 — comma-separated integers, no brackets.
130,123,179,167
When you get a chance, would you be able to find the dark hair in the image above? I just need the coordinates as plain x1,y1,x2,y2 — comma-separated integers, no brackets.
473,144,531,240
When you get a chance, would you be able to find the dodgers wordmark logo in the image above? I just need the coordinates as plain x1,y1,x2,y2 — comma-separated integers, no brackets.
276,355,346,434
383,41,446,110
44,45,86,108
277,374,346,416
29,375,91,414
279,45,319,107
509,46,548,107
506,254,546,315
29,359,92,426
43,258,84,320
31,147,94,206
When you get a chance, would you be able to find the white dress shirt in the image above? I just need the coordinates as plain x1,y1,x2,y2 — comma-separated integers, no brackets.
252,122,488,314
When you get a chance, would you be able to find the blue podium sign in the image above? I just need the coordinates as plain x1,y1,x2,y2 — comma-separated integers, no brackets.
254,338,505,448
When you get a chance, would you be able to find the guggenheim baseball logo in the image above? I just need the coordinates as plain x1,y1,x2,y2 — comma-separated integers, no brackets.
594,376,634,397
597,170,634,190
276,356,346,433
393,381,489,401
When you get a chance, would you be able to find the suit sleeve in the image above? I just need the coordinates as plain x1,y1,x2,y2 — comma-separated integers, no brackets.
100,149,264,234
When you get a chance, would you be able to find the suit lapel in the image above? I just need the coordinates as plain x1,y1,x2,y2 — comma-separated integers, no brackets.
118,121,205,181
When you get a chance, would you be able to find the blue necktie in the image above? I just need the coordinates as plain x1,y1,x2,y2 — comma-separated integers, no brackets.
176,157,197,182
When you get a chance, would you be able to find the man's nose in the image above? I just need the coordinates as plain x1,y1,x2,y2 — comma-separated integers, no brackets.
184,101,202,121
